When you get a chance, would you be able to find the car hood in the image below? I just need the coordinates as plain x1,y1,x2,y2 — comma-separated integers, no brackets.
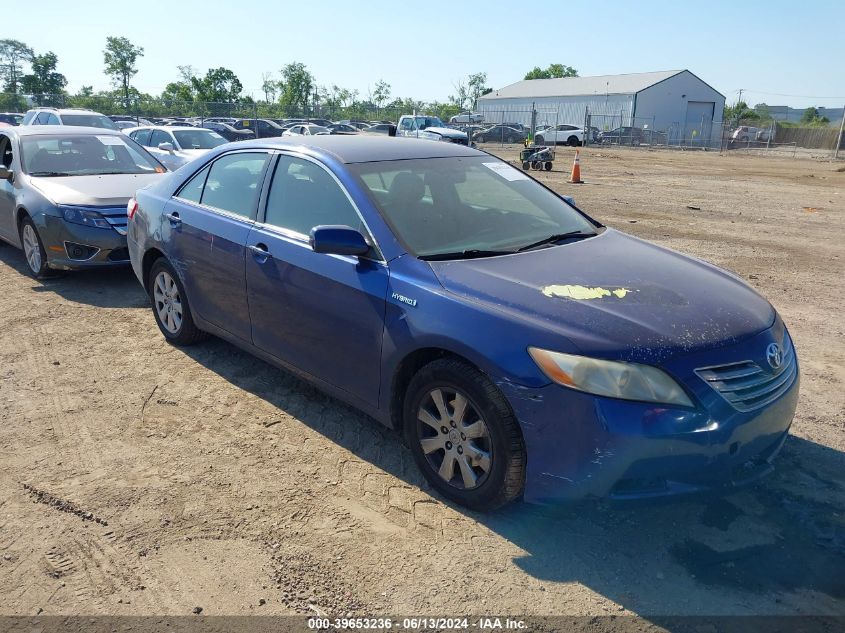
29,173,164,207
425,127,468,139
428,229,775,362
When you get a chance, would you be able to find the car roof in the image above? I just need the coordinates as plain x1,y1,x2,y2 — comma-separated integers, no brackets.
232,135,480,163
6,125,126,137
127,126,206,132
26,108,106,115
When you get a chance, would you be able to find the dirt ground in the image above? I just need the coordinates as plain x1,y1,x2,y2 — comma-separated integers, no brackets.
1,146,843,620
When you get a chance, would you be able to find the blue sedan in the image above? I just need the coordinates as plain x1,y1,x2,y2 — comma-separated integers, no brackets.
127,136,799,510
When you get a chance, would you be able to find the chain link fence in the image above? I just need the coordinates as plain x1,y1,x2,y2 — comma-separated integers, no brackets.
2,92,843,159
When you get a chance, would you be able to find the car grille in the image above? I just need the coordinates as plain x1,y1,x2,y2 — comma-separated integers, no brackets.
98,207,128,235
694,336,797,412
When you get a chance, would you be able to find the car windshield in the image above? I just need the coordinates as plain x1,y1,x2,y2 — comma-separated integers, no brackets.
416,116,444,130
173,129,228,149
351,156,598,258
22,134,163,176
59,114,118,129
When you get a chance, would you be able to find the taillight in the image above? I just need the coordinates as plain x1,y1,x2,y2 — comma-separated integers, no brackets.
127,198,138,220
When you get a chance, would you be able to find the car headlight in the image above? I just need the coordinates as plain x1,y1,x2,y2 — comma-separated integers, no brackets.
528,347,694,407
60,206,111,230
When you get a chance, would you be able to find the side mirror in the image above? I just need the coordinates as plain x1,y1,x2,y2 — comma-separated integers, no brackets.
158,142,175,153
0,166,12,182
310,225,370,257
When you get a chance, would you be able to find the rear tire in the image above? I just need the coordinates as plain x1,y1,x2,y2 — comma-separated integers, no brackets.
403,358,526,511
568,136,579,147
19,216,50,279
148,257,208,346
476,135,486,143
506,135,514,144
521,161,530,171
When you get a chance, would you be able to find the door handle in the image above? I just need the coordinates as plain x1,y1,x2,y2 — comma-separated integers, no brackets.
164,212,181,225
248,243,271,261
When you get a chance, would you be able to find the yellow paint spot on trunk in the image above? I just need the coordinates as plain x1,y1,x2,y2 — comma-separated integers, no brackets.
542,284,631,300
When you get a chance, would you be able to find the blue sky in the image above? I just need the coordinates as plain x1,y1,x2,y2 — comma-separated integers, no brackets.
6,0,845,109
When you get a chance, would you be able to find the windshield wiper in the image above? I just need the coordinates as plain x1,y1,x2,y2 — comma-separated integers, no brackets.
419,249,515,261
516,230,597,252
29,171,72,177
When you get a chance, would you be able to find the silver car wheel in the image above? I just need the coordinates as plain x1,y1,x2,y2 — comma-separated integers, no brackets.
417,388,492,490
153,271,183,334
22,224,42,273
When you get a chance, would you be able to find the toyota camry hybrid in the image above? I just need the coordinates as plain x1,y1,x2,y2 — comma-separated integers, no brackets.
127,136,799,510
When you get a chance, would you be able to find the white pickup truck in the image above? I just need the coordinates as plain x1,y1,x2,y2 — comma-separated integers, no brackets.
397,115,469,145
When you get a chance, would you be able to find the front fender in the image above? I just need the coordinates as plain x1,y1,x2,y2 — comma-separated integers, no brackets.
379,255,562,418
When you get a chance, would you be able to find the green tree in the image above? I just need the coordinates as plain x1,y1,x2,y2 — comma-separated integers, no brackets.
21,52,67,103
524,63,578,80
467,72,490,109
450,78,469,110
103,36,144,108
724,100,760,123
192,67,243,103
161,80,195,105
0,39,34,93
261,72,277,103
800,106,830,126
371,79,391,114
278,62,314,116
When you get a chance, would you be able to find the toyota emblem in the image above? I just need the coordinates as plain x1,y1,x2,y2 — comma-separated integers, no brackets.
766,343,784,370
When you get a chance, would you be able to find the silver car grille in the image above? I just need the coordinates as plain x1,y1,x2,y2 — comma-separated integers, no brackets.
98,208,128,235
695,336,797,412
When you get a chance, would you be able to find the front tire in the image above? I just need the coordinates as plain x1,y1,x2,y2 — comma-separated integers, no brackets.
148,257,207,346
19,216,50,279
404,358,525,511
535,135,545,145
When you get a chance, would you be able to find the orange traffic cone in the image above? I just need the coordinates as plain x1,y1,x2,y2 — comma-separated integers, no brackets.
569,149,583,184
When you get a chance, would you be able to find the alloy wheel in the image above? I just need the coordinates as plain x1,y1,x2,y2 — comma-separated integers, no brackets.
153,271,183,334
22,224,42,274
417,388,492,490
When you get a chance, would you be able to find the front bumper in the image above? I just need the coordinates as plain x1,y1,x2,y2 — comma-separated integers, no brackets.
35,213,129,270
503,325,799,504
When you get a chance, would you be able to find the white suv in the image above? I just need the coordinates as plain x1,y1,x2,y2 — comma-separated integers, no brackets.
535,124,585,147
21,108,118,130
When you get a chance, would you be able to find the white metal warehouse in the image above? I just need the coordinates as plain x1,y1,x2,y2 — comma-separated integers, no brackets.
477,70,725,145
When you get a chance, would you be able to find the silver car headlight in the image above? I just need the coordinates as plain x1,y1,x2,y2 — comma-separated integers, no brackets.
528,347,694,407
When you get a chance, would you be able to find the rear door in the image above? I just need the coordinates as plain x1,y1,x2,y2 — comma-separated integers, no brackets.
244,153,388,405
164,150,272,342
0,134,17,242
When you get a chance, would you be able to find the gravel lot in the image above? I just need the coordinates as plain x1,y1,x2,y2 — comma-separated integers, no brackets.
1,146,843,619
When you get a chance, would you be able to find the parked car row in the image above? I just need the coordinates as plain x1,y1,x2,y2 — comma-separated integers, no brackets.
0,123,799,513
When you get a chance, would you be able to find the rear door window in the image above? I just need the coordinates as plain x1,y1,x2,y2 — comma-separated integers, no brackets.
199,152,270,219
134,129,152,146
150,130,172,148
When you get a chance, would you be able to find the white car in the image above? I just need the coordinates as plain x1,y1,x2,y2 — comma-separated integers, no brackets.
124,126,228,170
282,124,331,137
534,124,585,147
449,112,484,124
